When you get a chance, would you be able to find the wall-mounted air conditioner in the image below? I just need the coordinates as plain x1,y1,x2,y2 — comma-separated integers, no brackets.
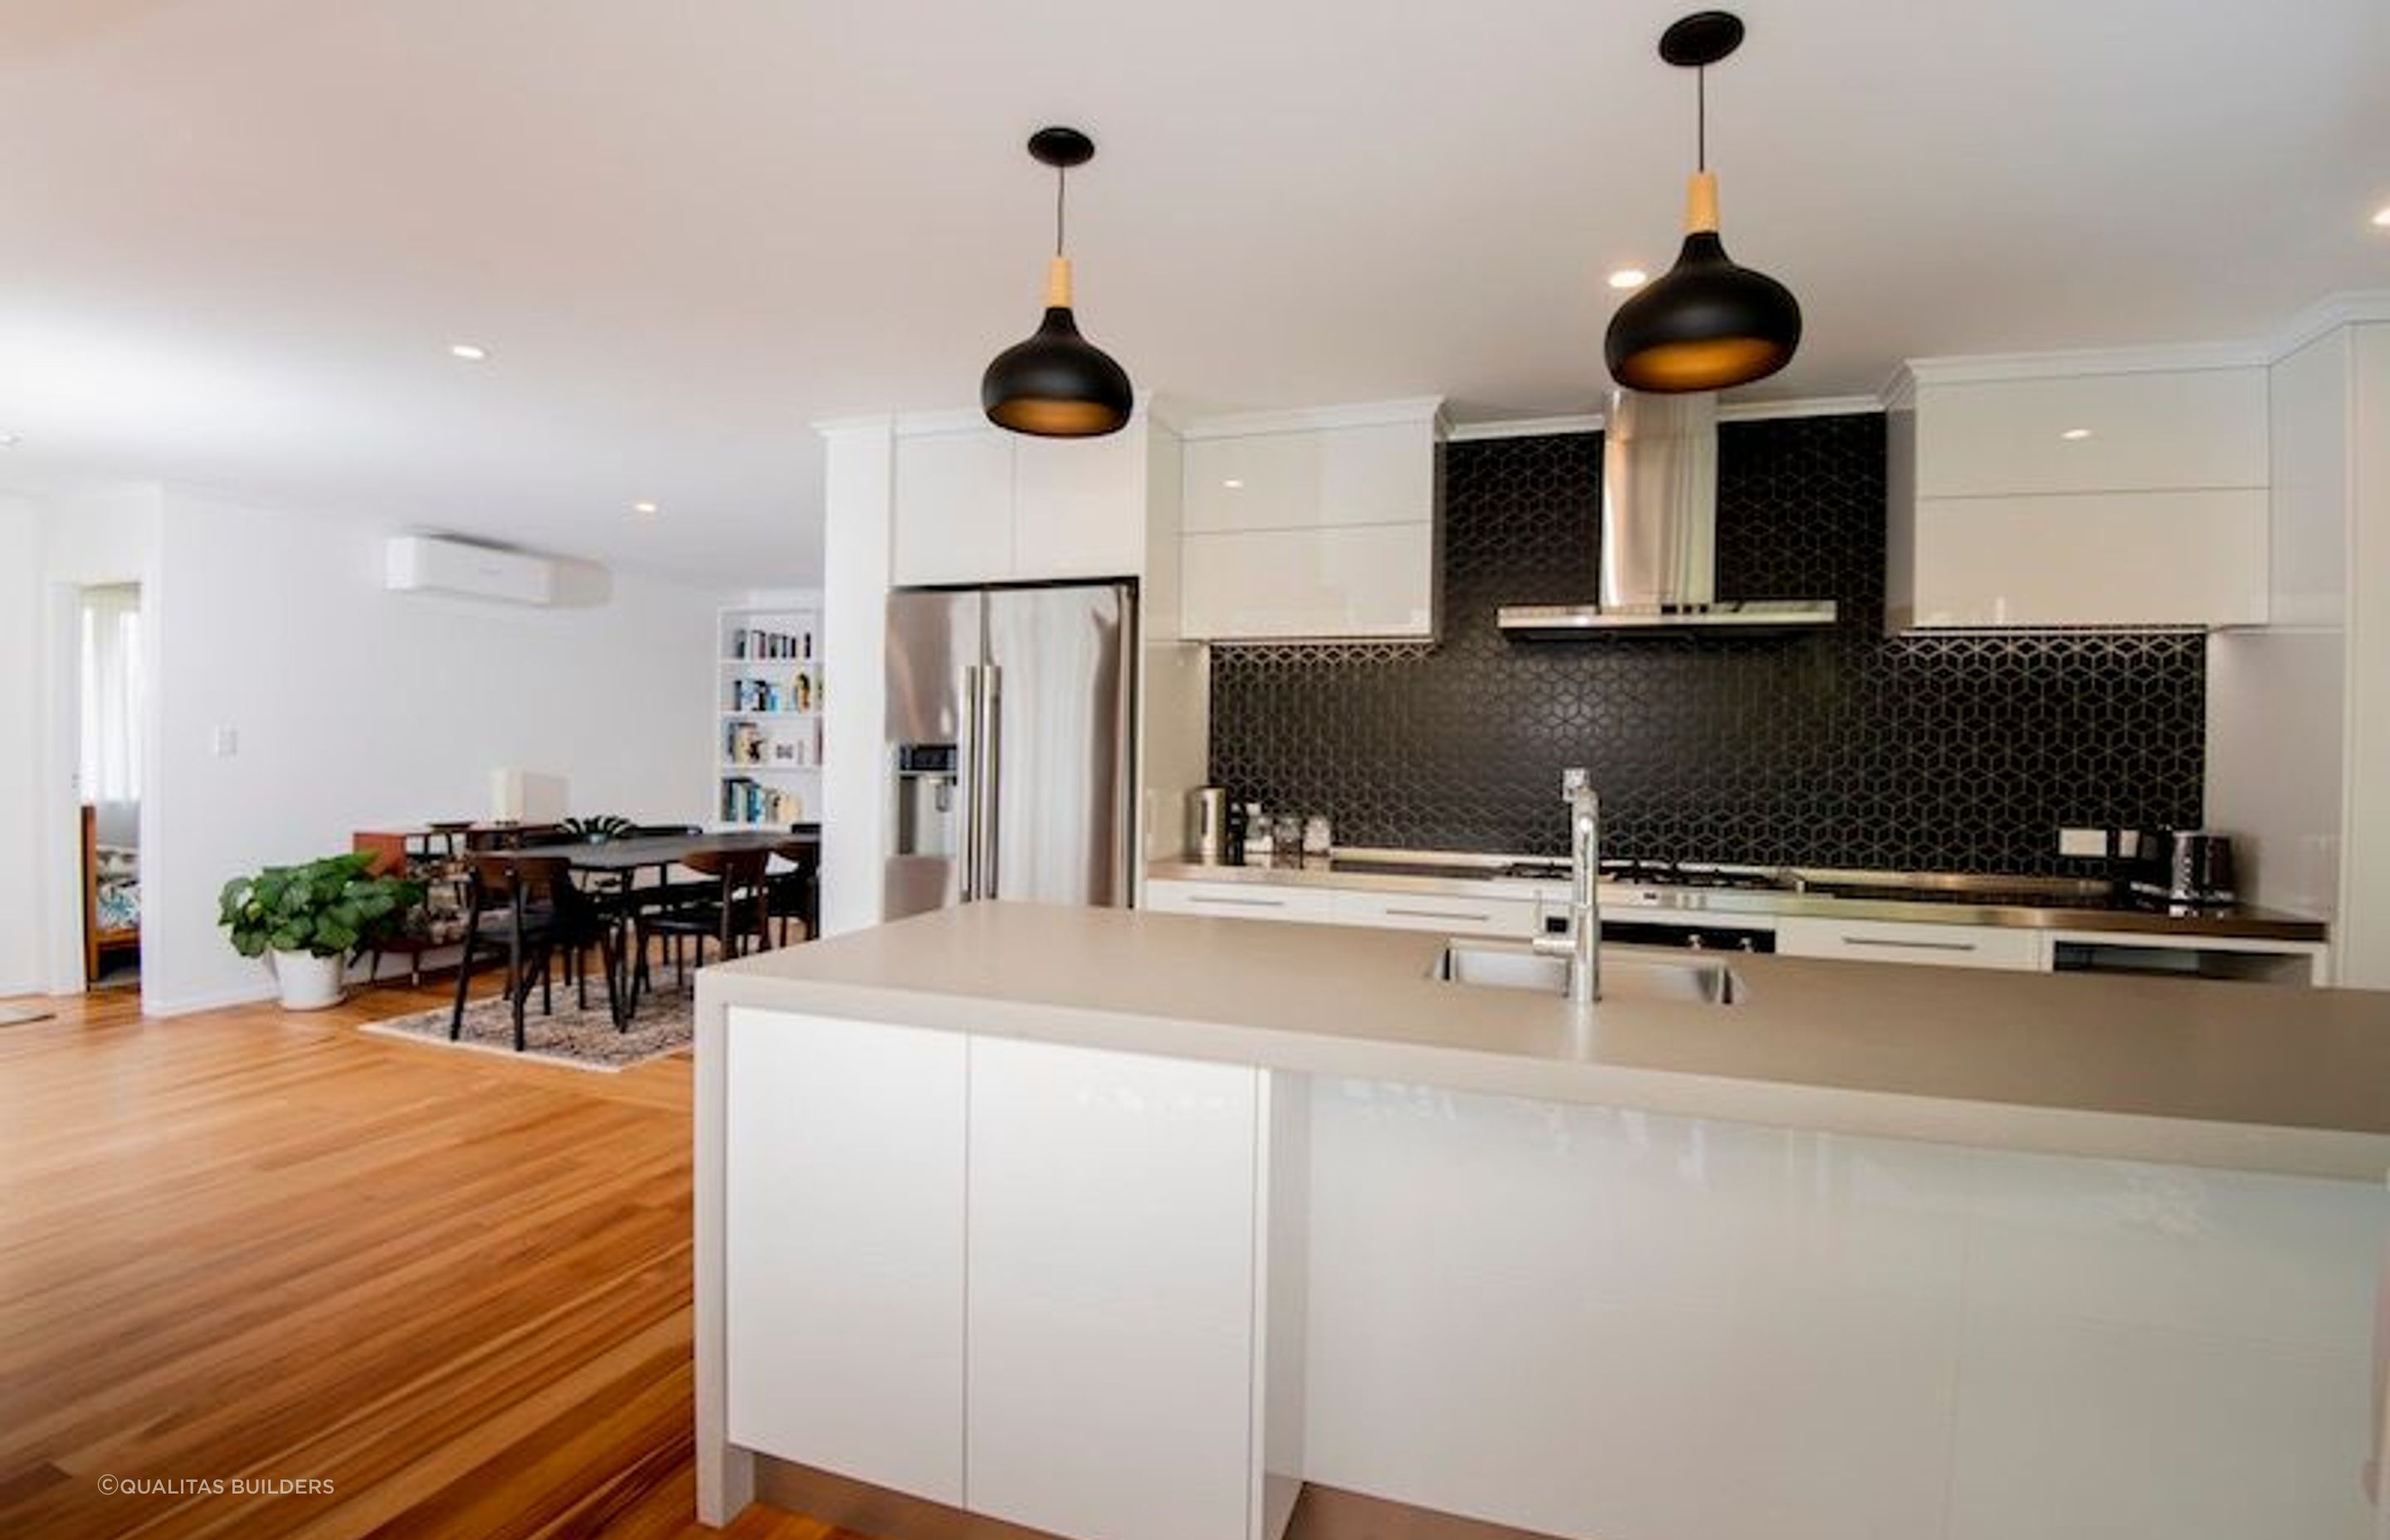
384,535,558,607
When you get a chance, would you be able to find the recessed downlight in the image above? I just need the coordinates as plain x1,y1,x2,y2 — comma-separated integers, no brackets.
0,433,18,449
448,343,489,362
2060,427,2093,441
1607,268,1650,290
2373,206,2390,229
1222,479,1245,490
632,500,660,515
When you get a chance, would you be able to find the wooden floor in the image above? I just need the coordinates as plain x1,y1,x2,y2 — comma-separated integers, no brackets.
0,976,829,1540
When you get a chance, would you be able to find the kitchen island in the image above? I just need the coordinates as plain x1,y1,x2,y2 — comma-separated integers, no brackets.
695,902,2390,1540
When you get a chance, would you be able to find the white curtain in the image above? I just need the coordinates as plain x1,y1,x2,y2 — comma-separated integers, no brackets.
80,585,144,804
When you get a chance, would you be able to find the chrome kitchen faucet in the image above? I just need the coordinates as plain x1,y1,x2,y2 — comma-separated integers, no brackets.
1532,768,1601,1004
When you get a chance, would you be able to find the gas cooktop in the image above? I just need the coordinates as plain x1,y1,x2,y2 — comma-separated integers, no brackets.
1500,859,1786,890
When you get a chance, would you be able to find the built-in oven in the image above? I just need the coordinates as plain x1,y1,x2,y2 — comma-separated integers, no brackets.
1537,911,1777,953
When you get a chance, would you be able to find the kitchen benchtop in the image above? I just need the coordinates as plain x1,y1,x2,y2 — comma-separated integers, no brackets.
701,901,2390,1182
1147,854,2332,943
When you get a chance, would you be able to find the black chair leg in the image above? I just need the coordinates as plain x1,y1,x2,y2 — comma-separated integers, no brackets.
600,928,626,1031
448,945,477,1040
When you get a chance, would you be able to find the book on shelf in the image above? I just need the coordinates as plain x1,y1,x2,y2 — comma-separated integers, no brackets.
719,714,822,768
726,623,817,662
719,776,804,826
726,667,822,714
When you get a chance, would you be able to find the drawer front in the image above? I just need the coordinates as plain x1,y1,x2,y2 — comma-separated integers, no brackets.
1331,889,1539,938
1144,879,1338,924
1775,916,2046,971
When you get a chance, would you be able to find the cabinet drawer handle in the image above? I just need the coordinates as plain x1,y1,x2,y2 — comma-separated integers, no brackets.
1190,894,1285,909
1842,935,1979,953
1383,906,1496,923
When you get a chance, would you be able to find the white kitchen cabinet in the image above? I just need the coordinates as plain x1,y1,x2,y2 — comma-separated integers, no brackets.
891,428,1015,586
1329,888,1539,938
1146,877,1340,924
1178,402,1445,641
892,420,1151,587
723,1010,967,1503
1183,420,1433,533
1181,524,1439,640
965,1036,1271,1540
1907,489,2268,629
1014,430,1147,578
1914,370,2267,499
1886,363,2270,631
1775,916,2046,972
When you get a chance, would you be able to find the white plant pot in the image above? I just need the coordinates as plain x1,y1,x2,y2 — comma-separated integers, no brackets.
271,950,347,1011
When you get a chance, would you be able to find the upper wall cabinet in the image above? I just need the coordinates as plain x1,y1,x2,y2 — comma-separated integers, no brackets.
892,417,1152,587
1178,400,1446,641
1886,363,2270,631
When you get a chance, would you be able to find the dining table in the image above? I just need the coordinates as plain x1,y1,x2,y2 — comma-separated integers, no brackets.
514,828,820,1020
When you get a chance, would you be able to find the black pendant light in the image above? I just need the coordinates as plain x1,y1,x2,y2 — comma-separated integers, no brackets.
981,126,1134,437
1604,11,1801,393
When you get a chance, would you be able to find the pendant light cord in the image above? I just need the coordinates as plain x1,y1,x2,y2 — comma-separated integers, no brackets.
1054,166,1067,258
1696,66,1706,170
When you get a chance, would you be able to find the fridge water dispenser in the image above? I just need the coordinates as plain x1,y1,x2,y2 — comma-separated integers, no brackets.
893,743,960,859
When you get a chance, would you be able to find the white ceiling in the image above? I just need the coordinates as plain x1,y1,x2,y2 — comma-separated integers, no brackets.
1,0,2383,585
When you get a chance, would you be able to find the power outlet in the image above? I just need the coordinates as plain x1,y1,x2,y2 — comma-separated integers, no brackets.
2057,827,2108,858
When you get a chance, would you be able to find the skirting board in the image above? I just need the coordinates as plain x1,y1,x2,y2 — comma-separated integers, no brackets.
753,1460,1568,1540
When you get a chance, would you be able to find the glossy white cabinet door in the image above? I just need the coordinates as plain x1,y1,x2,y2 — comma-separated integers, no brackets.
724,1011,967,1503
892,429,1015,585
1145,878,1339,923
1329,889,1539,938
1181,524,1436,640
1184,422,1434,534
1775,916,2046,971
1909,489,2268,627
1013,430,1146,580
966,1036,1262,1540
1917,369,2266,498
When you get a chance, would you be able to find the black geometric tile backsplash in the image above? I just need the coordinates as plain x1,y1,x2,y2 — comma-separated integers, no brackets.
1208,415,2207,874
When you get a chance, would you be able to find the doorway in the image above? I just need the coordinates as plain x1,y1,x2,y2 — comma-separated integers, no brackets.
76,583,143,991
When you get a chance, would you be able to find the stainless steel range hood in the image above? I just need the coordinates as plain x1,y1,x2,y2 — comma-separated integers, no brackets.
1497,389,1837,636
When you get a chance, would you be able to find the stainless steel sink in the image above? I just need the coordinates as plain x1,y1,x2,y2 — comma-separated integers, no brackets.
1433,941,1743,1005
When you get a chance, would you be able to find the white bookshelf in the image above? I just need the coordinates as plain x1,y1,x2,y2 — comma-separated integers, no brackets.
716,601,824,828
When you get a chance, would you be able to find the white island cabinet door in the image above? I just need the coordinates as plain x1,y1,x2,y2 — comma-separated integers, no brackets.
724,1011,967,1504
966,1036,1263,1540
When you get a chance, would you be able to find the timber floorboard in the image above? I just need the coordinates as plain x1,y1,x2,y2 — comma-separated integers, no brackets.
0,973,831,1540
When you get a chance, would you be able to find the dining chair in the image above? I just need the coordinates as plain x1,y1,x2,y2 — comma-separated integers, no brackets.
450,852,625,1050
629,848,773,1011
768,838,819,947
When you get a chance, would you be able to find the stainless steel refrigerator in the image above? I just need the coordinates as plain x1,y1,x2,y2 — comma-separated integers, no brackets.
883,583,1135,921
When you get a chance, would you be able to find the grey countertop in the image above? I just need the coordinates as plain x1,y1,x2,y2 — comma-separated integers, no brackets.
703,901,2390,1182
1146,851,2331,943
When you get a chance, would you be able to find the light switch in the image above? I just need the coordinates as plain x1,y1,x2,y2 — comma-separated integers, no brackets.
211,726,239,758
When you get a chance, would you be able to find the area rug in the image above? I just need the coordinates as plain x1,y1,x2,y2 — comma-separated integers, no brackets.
359,968,695,1071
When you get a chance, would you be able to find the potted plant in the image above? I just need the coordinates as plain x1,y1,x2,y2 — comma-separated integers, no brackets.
218,853,423,1011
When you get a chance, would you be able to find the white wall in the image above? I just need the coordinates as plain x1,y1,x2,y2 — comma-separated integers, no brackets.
142,493,722,1014
0,494,44,995
2340,324,2390,989
817,420,894,938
